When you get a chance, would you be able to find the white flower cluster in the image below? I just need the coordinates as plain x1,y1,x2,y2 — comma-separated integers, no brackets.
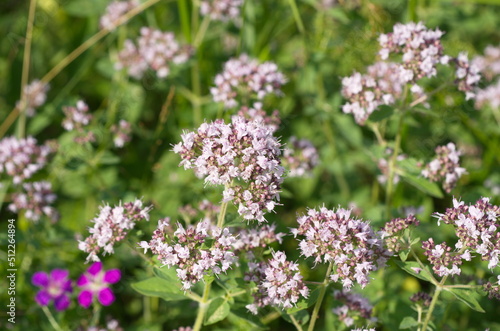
0,136,53,184
99,0,139,30
421,142,466,193
116,27,191,79
454,52,481,100
174,116,284,223
79,199,152,262
200,0,243,22
211,54,286,108
140,219,237,290
17,80,50,117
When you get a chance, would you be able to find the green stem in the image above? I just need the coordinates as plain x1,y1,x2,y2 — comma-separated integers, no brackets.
385,110,405,219
307,262,333,331
41,306,64,331
192,279,213,331
290,314,303,331
17,0,37,139
193,15,211,48
90,304,101,327
217,200,229,228
191,0,202,126
421,276,447,331
409,249,438,286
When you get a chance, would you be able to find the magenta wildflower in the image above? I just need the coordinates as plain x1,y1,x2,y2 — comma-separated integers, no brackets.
32,269,72,311
77,262,121,308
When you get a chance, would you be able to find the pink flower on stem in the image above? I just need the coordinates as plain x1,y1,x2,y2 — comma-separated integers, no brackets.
77,262,121,308
32,269,72,311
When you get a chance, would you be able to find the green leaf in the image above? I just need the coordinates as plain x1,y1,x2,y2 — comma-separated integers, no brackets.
369,105,394,122
205,297,230,325
97,151,120,165
131,277,187,301
230,308,266,328
446,288,485,313
399,250,409,262
395,261,434,283
153,266,179,282
399,316,418,329
400,173,444,198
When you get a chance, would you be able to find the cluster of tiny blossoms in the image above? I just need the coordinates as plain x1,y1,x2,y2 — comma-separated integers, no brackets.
453,52,481,100
332,290,377,328
111,120,132,148
381,215,420,253
282,136,319,177
79,199,152,262
291,206,390,289
233,103,281,133
435,198,500,270
472,45,500,81
378,22,449,83
475,80,500,110
421,142,466,193
140,218,237,290
116,27,191,79
0,136,53,184
200,0,243,22
422,238,463,277
99,0,138,30
62,100,95,144
8,181,58,222
231,223,285,253
173,116,284,223
245,251,309,314
17,80,50,117
211,54,286,108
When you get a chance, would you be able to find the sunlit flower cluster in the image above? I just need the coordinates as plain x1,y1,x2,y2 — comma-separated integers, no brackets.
140,219,237,290
173,116,284,223
282,136,319,177
245,251,309,314
233,103,281,133
232,223,285,253
421,142,466,193
291,206,390,289
200,0,243,22
116,27,192,79
62,100,96,144
79,199,152,262
211,54,286,108
0,136,53,184
100,0,139,30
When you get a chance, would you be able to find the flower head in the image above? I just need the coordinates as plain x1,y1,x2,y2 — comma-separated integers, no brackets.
291,206,390,289
8,181,58,222
332,290,377,328
200,0,243,22
17,80,50,117
32,269,72,311
421,142,466,193
100,0,139,30
111,120,132,148
453,52,481,100
174,116,284,223
79,199,152,262
62,100,96,144
77,262,121,308
210,54,286,108
282,136,319,177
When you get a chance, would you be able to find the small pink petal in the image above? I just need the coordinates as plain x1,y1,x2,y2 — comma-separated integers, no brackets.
104,269,121,284
78,290,93,308
87,262,102,276
35,290,51,306
98,288,115,306
77,274,89,287
32,272,49,287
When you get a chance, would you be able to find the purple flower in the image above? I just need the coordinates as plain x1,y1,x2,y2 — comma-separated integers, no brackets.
77,262,121,308
32,269,72,311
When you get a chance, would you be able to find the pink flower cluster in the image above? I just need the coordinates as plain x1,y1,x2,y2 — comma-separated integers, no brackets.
475,80,500,110
116,27,192,79
332,290,377,328
9,181,58,222
62,100,96,144
111,119,132,148
140,218,237,290
17,80,50,117
0,136,53,184
245,251,309,313
453,52,481,100
378,22,448,83
200,0,243,22
231,223,285,253
291,206,390,289
473,45,500,81
422,238,463,277
381,215,420,253
435,198,500,271
211,54,286,108
100,0,138,30
173,116,284,223
79,199,152,262
421,142,466,193
233,103,281,133
282,136,319,177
